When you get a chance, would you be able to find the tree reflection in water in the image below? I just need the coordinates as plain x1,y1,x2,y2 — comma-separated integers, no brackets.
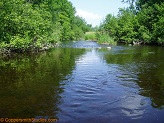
0,48,86,118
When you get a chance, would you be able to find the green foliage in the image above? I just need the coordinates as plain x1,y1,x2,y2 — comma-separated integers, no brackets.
136,3,164,44
96,33,116,45
99,1,164,46
72,16,93,40
0,0,92,52
152,3,164,45
85,32,96,40
0,0,56,50
100,9,138,44
10,36,31,49
117,8,138,43
84,31,116,45
103,14,119,38
138,26,151,43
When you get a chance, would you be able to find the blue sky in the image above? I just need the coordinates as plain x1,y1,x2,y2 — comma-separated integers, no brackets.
68,0,129,26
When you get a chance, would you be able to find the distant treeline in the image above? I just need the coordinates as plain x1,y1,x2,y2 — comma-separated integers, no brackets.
98,0,164,45
0,0,92,52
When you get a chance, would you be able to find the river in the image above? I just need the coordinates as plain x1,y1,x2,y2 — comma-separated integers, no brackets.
0,41,164,123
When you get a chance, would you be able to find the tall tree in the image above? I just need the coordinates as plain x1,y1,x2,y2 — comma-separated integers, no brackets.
0,0,91,51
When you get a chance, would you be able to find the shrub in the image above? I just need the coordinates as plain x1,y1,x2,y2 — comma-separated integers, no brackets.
85,32,96,40
96,33,116,45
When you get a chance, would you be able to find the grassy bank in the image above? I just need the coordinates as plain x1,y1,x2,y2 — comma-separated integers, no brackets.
84,32,96,41
96,33,116,45
85,32,116,45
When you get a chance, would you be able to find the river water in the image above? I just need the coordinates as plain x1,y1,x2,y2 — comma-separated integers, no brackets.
0,41,164,123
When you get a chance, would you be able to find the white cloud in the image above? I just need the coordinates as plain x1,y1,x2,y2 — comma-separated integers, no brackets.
76,9,102,20
76,9,103,26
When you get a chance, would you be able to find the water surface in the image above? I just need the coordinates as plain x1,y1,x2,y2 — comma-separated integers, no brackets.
0,41,164,123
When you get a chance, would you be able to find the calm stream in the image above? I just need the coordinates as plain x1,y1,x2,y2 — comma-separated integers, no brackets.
0,41,164,123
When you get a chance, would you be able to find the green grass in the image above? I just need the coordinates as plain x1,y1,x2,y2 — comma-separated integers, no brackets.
84,32,116,45
97,33,116,45
84,32,96,41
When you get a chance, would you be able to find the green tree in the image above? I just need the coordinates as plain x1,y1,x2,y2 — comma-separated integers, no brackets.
152,3,164,45
99,0,164,45
0,0,92,52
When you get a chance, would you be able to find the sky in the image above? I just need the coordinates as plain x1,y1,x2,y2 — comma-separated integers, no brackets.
68,0,129,27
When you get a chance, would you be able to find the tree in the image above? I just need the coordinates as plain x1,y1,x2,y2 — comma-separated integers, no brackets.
99,0,164,45
152,3,164,45
0,0,92,52
117,8,139,43
102,14,118,38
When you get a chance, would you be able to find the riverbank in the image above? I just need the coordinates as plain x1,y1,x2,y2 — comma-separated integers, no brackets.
85,32,164,46
0,42,61,58
85,32,117,45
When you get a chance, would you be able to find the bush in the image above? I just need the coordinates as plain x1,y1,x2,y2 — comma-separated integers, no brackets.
9,36,31,49
85,32,96,40
96,33,116,45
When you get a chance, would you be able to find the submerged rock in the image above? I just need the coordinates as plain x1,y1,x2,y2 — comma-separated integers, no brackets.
107,47,111,50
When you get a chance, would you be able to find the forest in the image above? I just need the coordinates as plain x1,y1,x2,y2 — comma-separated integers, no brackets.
98,0,164,45
0,0,92,52
0,0,164,54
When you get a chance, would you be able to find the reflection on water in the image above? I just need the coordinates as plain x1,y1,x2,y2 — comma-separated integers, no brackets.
0,48,86,118
0,41,164,123
104,46,164,108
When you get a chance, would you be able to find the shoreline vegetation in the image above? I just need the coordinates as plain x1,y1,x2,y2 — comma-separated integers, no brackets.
1,0,164,57
98,0,164,46
0,0,93,56
85,0,164,47
84,32,116,45
0,42,60,57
